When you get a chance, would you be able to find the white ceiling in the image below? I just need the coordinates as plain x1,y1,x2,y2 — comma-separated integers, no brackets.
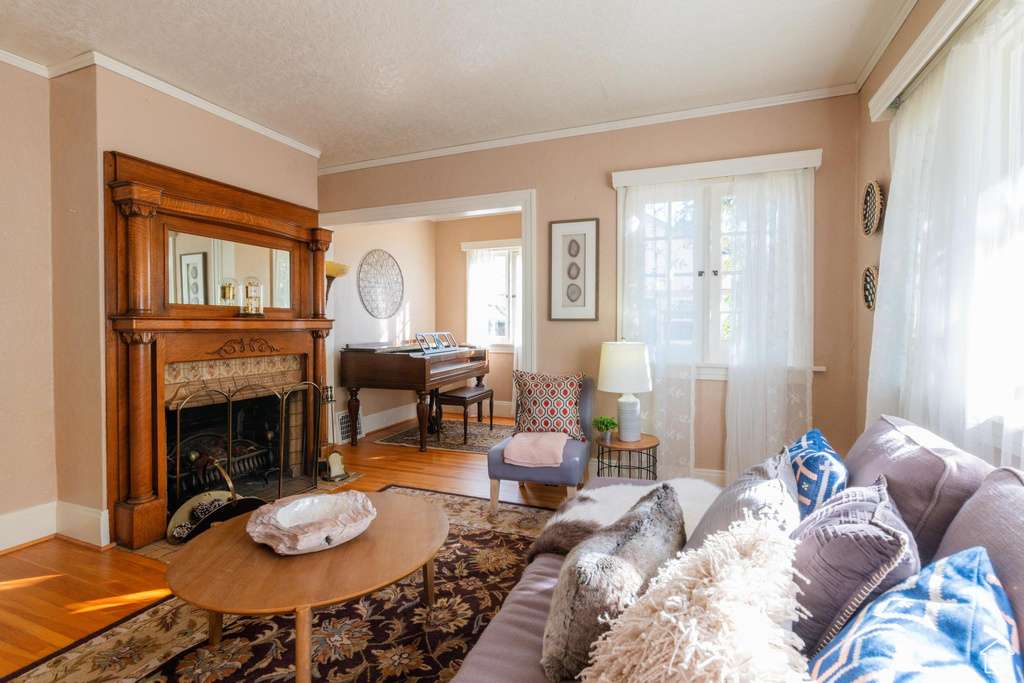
0,0,914,170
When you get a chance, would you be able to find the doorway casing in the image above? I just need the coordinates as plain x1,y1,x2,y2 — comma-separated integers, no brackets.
318,189,538,373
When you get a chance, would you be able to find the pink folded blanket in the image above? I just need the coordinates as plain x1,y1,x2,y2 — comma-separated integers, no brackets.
503,432,569,467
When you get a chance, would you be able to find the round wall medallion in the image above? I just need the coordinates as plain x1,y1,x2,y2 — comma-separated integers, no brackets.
862,180,885,236
862,265,878,311
357,249,404,319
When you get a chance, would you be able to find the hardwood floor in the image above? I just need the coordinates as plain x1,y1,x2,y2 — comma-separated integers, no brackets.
0,539,169,675
0,416,566,676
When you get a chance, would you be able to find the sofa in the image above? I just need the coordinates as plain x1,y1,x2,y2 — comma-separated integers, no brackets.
454,415,1024,682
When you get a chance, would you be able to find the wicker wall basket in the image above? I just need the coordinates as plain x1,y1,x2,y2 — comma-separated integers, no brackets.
862,180,885,236
862,265,879,311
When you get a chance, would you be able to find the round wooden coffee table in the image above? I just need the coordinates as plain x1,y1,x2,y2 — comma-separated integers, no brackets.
166,492,449,683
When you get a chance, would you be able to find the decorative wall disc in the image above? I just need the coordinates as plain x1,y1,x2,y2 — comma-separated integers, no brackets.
357,249,404,319
862,265,878,311
862,180,885,236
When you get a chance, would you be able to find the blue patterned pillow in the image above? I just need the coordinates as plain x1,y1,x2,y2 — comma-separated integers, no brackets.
788,429,847,517
808,547,1023,681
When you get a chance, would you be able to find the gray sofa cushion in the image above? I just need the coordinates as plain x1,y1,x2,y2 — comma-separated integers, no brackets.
791,476,920,655
844,415,993,564
936,467,1024,637
453,553,564,683
541,484,686,682
685,451,800,550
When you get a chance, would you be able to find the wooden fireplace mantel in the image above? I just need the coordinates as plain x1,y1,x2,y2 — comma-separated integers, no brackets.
103,152,332,548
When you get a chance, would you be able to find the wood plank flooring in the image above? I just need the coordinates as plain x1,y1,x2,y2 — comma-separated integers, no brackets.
0,416,565,676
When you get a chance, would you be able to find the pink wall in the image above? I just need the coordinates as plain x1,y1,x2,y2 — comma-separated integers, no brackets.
320,96,862,457
0,62,57,518
853,0,946,431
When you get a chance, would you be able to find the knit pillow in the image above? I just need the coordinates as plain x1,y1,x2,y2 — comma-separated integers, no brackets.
541,484,686,682
513,370,586,441
582,513,808,682
791,476,920,656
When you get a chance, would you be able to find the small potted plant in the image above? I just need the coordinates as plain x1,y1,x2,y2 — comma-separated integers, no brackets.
592,416,618,443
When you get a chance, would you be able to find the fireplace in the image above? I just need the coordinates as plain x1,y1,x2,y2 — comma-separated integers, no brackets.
164,354,320,513
103,153,333,547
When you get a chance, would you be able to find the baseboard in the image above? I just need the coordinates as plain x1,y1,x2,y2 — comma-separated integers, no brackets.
0,501,57,552
362,403,419,434
441,400,514,418
694,468,727,487
56,501,111,548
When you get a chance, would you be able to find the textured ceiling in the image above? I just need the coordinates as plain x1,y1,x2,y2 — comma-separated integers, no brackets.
0,1,911,168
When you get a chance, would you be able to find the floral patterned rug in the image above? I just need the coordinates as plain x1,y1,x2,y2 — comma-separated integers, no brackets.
376,420,515,454
3,486,553,683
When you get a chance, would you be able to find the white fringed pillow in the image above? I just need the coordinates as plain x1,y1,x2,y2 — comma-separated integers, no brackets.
581,514,810,683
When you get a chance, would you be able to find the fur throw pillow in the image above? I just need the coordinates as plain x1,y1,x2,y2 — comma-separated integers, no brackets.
581,514,809,683
527,477,721,561
541,484,687,682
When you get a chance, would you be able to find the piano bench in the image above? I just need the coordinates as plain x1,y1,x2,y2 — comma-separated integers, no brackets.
437,386,494,443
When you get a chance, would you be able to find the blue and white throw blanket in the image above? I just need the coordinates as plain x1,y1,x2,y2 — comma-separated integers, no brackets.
809,546,1023,681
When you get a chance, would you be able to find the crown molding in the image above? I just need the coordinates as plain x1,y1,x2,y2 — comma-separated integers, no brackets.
0,48,48,77
0,48,321,158
317,83,858,175
855,0,919,89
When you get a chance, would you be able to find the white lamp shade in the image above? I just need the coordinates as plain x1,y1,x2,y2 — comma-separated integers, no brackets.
597,341,652,393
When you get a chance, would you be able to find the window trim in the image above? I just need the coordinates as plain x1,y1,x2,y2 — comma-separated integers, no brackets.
614,150,820,370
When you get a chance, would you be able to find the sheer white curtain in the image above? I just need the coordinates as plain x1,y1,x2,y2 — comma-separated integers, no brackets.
724,170,814,482
867,0,1024,467
621,181,702,478
466,249,493,346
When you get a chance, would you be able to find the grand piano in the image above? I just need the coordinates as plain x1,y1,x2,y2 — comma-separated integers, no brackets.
339,336,489,451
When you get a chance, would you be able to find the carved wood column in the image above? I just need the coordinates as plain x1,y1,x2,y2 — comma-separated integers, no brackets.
114,330,163,548
309,229,332,319
110,182,162,316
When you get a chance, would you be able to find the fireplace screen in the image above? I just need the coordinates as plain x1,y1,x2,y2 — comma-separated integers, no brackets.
166,381,323,513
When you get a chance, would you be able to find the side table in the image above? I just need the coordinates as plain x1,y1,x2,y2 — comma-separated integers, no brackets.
596,432,659,480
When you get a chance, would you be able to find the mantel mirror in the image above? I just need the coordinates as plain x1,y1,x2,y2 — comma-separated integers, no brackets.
167,230,291,308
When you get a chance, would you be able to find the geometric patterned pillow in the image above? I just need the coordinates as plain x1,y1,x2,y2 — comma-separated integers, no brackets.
788,428,847,517
808,546,1023,681
513,370,586,441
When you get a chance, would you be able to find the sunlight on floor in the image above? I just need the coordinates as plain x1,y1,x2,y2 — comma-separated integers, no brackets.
66,588,170,614
0,574,61,591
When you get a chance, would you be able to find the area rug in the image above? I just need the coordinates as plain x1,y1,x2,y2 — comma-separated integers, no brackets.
3,486,553,683
377,420,515,454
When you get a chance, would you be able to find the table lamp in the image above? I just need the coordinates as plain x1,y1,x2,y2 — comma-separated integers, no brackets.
597,340,652,442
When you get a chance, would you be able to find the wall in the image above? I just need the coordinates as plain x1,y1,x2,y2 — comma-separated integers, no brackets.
48,64,320,538
0,62,57,532
853,0,946,432
320,95,861,465
332,219,437,427
435,212,522,408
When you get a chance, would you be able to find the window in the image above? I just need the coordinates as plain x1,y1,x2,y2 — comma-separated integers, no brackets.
632,180,793,366
466,245,520,347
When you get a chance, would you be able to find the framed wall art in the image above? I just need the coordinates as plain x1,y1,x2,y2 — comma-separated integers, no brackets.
179,252,208,305
549,218,598,320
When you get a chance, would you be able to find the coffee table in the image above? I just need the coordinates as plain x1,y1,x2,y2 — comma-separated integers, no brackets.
166,492,450,683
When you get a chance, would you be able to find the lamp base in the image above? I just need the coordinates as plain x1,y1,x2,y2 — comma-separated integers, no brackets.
617,393,641,442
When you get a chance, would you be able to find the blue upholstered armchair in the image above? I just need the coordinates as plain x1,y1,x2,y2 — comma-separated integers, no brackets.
487,377,595,513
